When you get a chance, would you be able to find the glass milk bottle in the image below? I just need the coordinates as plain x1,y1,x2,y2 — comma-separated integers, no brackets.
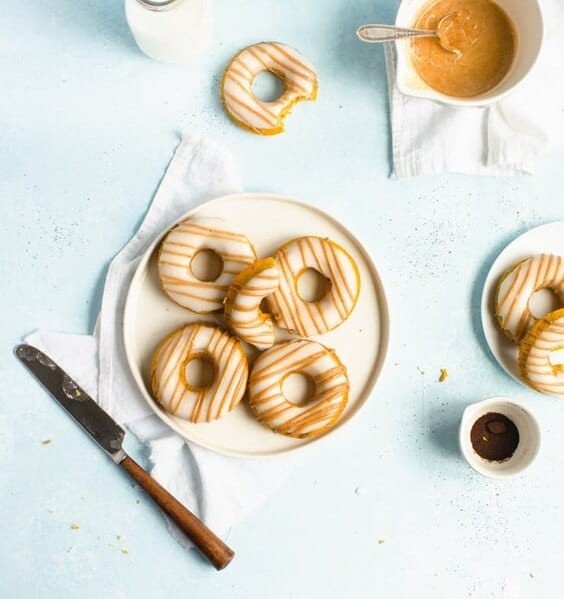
125,0,213,64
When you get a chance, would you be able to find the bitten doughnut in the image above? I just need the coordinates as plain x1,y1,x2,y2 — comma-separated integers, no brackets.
519,309,564,396
158,216,256,314
496,254,564,342
221,42,318,135
266,236,360,337
150,323,248,422
248,339,349,439
224,257,280,350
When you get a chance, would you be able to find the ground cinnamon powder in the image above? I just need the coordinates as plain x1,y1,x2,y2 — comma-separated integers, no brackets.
470,412,519,462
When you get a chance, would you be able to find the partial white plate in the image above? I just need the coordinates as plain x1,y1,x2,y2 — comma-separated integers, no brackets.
123,193,389,458
481,221,564,384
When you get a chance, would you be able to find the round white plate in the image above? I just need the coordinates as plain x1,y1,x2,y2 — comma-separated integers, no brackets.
481,221,564,384
123,193,389,458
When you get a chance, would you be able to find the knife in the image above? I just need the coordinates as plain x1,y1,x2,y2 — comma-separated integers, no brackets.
15,344,234,570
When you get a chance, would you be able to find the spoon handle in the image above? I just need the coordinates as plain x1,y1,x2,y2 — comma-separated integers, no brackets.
356,24,436,43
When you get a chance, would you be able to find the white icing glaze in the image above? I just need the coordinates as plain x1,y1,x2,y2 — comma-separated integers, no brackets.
150,323,248,422
266,236,360,337
496,254,564,341
222,42,318,134
248,339,349,438
519,309,564,397
158,216,256,313
224,258,280,350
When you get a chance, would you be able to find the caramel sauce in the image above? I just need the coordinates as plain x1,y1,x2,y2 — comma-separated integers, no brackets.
412,0,516,97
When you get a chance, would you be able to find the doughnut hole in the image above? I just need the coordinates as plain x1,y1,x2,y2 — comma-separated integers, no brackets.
296,268,331,303
190,249,223,282
252,70,285,102
282,372,316,406
184,354,216,390
528,288,560,319
260,297,272,315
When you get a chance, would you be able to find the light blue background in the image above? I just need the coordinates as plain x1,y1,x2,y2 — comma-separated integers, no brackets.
2,1,564,597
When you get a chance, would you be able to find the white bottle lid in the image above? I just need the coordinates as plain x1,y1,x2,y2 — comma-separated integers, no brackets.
135,0,184,10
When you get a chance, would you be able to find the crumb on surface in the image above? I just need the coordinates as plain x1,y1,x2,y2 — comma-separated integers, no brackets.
70,523,80,531
378,539,385,545
417,367,425,375
530,573,535,578
121,548,129,555
41,439,52,445
439,368,448,383
136,499,141,504
116,535,122,541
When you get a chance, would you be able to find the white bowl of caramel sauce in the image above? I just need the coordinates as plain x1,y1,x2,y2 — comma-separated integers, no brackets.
395,0,544,106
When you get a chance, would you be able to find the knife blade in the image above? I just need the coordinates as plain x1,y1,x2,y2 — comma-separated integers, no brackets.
15,344,126,463
15,343,235,570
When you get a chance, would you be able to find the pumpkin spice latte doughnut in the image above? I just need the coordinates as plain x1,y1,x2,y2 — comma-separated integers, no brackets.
221,42,318,135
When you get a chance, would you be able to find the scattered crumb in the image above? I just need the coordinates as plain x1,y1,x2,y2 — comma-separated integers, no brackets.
70,523,80,531
530,573,535,579
439,368,448,383
136,499,141,504
41,439,52,445
121,548,129,555
116,535,122,541
67,545,76,555
108,543,114,549
417,367,425,375
354,486,363,496
378,539,385,545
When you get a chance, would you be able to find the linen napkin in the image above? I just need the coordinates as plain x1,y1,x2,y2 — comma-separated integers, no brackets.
25,133,293,549
385,0,564,177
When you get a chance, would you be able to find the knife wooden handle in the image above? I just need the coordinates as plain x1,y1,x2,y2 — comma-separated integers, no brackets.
120,455,234,570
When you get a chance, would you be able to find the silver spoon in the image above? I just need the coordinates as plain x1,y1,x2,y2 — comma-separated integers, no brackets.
357,14,460,52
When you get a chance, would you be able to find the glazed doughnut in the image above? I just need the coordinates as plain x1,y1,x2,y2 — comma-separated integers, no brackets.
519,309,564,396
150,323,248,423
158,216,256,314
266,236,360,337
224,257,281,350
495,254,564,342
248,339,349,439
221,42,318,135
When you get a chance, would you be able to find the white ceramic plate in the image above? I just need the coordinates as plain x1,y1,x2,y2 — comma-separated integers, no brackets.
481,222,564,385
123,193,389,458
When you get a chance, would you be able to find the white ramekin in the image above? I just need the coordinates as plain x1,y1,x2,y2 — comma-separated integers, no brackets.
394,0,544,107
459,396,541,479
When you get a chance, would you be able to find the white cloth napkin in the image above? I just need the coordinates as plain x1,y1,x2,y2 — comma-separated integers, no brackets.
385,0,564,178
26,133,293,549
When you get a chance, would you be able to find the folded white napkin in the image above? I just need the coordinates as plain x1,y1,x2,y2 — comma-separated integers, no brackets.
385,0,564,177
26,133,293,549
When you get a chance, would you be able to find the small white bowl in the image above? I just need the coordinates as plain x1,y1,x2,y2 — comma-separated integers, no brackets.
394,0,544,107
459,396,540,479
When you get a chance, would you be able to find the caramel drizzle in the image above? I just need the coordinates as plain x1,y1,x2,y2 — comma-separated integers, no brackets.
222,42,317,131
151,324,248,422
158,219,255,310
269,237,358,336
249,340,349,437
227,264,280,349
497,255,564,340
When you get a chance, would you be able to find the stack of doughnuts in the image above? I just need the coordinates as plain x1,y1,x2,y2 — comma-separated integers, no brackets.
494,254,564,396
150,216,361,439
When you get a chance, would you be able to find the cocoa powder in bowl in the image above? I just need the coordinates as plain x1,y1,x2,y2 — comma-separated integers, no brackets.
470,412,519,462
